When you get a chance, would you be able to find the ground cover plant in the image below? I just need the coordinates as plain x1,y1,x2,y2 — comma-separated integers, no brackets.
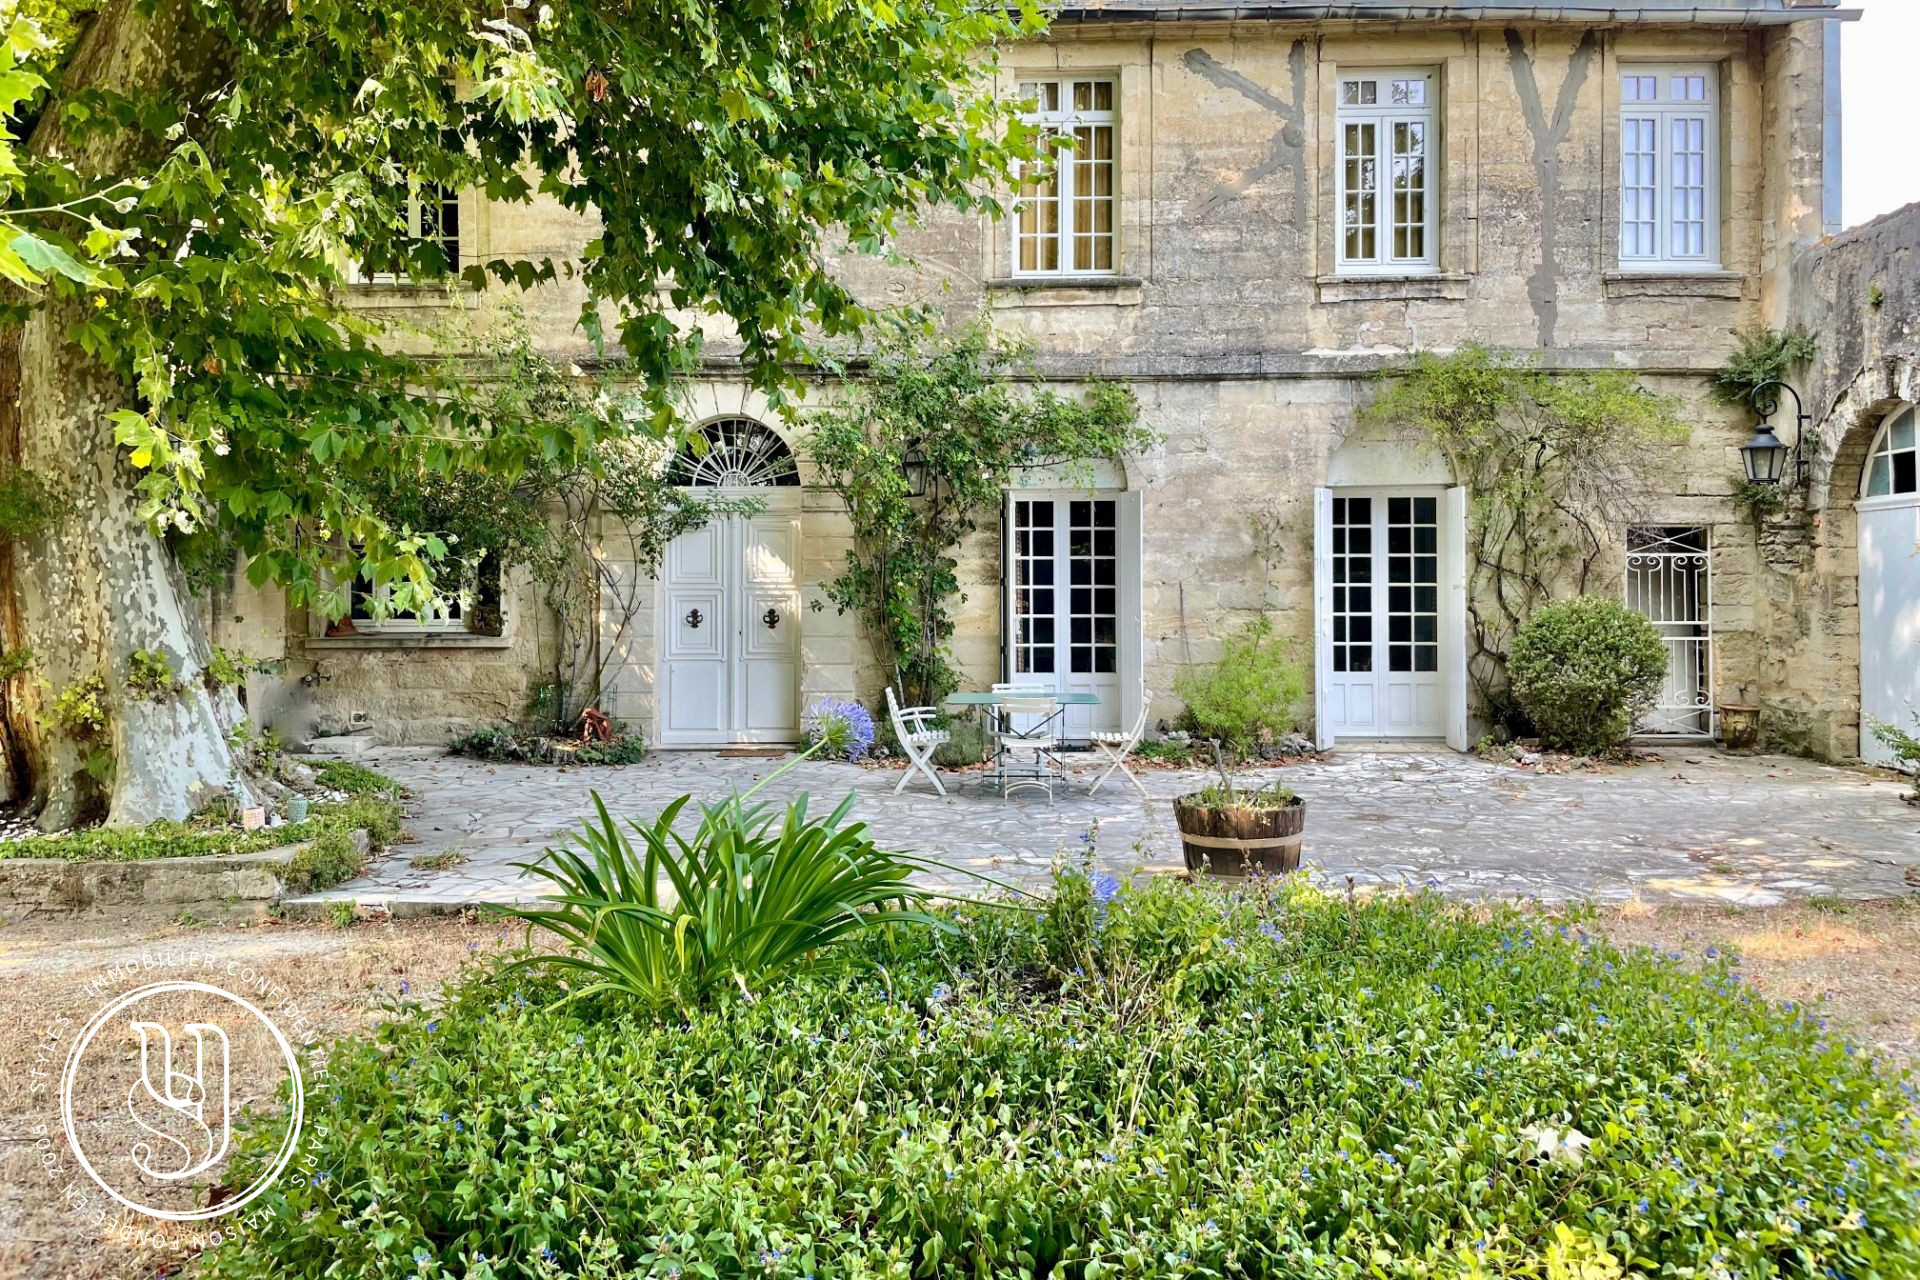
0,763,403,883
205,870,1920,1279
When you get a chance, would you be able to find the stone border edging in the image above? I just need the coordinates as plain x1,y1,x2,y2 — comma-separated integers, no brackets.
0,829,371,918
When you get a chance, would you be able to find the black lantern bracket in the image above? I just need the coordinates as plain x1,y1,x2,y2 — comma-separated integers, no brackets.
1743,379,1813,489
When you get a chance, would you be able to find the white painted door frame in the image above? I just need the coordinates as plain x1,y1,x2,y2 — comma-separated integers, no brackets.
1860,492,1920,766
1313,484,1469,751
1001,488,1142,741
656,495,803,748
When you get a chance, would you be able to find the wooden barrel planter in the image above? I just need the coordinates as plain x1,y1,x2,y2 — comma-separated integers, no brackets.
1172,795,1306,877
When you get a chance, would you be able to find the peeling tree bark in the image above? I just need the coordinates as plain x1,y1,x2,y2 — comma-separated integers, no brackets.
10,0,257,828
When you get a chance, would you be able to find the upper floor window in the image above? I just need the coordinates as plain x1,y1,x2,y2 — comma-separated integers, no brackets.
1335,69,1437,275
1013,77,1116,277
1864,406,1917,499
352,185,461,284
1619,67,1720,271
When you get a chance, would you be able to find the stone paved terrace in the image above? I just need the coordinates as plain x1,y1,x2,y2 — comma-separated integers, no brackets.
291,746,1920,912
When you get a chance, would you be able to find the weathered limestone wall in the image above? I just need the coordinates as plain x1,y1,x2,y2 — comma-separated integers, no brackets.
248,15,1850,751
1747,202,1920,758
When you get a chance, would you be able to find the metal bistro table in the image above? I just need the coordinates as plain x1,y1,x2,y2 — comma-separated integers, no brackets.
945,689,1100,794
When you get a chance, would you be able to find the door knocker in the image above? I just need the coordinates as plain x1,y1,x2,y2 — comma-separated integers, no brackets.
684,608,703,630
762,607,780,629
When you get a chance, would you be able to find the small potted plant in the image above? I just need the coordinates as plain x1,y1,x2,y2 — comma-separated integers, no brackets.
1172,747,1307,878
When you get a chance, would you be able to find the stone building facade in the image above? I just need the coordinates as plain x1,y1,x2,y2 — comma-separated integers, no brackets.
225,0,1920,763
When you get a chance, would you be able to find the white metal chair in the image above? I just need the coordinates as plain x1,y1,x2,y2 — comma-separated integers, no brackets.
995,690,1061,802
884,685,949,796
1087,682,1152,798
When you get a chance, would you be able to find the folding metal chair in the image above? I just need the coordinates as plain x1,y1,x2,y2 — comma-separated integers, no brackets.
884,685,949,796
1088,681,1152,797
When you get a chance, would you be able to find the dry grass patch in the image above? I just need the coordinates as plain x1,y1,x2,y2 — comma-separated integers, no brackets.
1596,896,1920,1065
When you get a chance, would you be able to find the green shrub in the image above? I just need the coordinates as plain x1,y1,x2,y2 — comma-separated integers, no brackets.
446,723,647,766
446,723,542,762
1508,596,1669,754
1870,713,1920,801
498,777,963,1010
315,760,403,797
285,828,366,893
931,715,986,767
205,873,1920,1280
572,733,647,766
1173,616,1307,750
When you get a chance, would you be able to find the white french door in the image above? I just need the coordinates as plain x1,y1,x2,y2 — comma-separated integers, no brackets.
658,510,802,746
1321,489,1447,739
1004,492,1141,741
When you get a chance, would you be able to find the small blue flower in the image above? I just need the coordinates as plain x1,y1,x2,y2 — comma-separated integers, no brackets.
427,1020,439,1033
1091,871,1121,903
413,1246,432,1266
399,979,410,995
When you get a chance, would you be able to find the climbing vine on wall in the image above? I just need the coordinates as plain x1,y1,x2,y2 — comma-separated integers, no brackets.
1708,326,1817,408
809,318,1153,708
1365,345,1687,732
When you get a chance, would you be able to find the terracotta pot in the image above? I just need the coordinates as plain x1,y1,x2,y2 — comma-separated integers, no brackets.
1172,795,1306,877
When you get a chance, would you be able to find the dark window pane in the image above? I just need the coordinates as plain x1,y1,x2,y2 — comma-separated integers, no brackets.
1390,616,1411,642
1390,644,1412,671
1415,497,1437,523
1390,497,1410,522
1352,649,1374,673
1415,647,1438,673
1414,526,1437,554
1094,649,1116,674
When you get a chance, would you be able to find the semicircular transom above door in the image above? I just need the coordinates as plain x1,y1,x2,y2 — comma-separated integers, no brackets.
658,419,803,747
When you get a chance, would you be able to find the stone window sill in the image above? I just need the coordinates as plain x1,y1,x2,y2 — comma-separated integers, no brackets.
305,632,512,651
1315,273,1469,303
342,281,474,308
985,275,1144,308
1603,270,1744,300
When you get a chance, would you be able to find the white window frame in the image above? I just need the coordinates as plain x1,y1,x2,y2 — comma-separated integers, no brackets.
349,185,461,285
1860,405,1918,503
1334,68,1439,277
341,564,475,636
1618,64,1721,272
1011,76,1119,279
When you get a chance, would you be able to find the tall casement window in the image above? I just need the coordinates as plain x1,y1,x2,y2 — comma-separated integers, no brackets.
1335,69,1437,275
353,185,461,283
1619,67,1720,270
1013,77,1117,277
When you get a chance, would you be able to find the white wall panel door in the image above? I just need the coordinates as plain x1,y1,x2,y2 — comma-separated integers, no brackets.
659,511,802,746
1860,498,1920,766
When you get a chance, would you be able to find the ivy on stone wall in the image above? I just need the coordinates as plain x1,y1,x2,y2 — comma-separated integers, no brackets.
809,318,1153,708
1366,345,1688,733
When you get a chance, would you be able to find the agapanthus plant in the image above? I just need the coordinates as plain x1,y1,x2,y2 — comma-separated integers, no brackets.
803,698,877,762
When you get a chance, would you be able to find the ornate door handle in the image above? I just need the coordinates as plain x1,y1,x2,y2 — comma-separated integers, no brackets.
762,607,780,629
684,608,703,630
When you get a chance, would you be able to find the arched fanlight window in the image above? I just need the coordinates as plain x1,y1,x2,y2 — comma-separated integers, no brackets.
1862,406,1917,499
667,417,800,488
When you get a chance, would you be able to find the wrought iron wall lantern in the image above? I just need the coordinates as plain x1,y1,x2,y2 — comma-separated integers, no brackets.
1742,379,1812,488
900,441,930,498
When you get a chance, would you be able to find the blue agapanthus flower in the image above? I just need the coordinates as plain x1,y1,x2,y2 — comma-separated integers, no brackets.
803,697,877,761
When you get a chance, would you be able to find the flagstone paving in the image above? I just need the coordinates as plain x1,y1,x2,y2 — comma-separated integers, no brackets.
290,745,1920,912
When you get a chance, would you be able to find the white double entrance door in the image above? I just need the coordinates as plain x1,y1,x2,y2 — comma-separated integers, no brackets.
1315,487,1463,742
1860,495,1920,767
658,509,802,746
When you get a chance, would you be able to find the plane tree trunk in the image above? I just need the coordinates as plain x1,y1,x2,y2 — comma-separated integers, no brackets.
2,0,257,828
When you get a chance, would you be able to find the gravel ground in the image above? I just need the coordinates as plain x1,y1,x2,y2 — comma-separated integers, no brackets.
2,897,1916,1279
